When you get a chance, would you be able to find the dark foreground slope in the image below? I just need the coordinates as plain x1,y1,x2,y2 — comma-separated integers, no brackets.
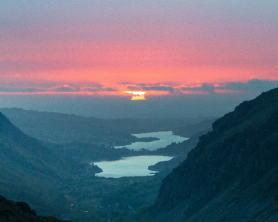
148,87,278,222
0,195,68,222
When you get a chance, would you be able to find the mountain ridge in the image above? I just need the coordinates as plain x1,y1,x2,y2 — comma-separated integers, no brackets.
0,110,90,217
148,87,278,222
0,108,213,145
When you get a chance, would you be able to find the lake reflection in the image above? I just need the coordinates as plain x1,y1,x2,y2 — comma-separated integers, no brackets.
115,131,188,151
93,155,173,178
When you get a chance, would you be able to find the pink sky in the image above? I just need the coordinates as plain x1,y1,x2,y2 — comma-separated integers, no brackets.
0,1,278,96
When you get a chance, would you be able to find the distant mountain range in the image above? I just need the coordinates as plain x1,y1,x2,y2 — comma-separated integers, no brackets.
0,108,135,145
0,108,214,145
147,87,278,222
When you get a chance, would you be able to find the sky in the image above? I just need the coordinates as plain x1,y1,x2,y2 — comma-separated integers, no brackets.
0,1,278,118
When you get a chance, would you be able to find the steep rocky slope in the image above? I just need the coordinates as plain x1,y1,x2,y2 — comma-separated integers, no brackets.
148,87,278,222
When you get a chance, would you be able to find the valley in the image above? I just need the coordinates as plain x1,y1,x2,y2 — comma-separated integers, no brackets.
1,1,278,221
2,87,278,222
0,108,212,222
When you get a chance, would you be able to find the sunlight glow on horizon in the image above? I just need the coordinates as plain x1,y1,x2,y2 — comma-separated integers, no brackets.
0,1,278,97
0,78,278,97
124,91,146,100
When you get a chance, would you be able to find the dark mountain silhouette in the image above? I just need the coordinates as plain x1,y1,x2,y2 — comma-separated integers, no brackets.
148,87,278,222
0,195,68,222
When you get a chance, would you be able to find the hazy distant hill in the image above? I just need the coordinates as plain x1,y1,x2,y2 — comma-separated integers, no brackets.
0,108,213,145
173,119,214,137
0,108,137,145
148,87,278,222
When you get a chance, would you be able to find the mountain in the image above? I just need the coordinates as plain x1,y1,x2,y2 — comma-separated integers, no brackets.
0,108,212,145
0,195,67,222
148,87,278,222
0,111,89,217
0,108,136,145
0,111,61,177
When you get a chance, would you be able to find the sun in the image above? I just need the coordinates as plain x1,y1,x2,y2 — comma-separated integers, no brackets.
124,91,146,100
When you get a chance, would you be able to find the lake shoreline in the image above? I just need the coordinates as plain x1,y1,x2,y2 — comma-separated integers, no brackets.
92,155,174,178
114,131,188,151
90,131,188,178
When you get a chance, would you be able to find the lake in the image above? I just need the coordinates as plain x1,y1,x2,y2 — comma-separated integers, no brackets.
114,131,188,151
93,155,173,178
